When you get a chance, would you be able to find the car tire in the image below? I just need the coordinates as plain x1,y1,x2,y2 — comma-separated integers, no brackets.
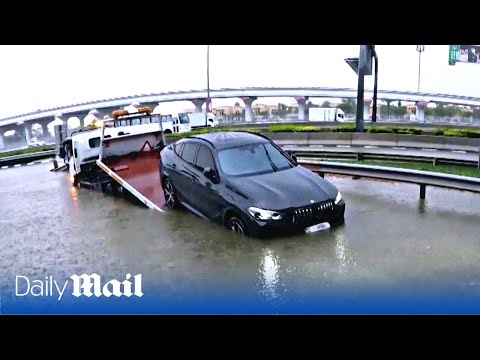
162,177,180,209
226,216,248,236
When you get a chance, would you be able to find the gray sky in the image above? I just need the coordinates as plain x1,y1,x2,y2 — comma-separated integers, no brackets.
0,45,477,118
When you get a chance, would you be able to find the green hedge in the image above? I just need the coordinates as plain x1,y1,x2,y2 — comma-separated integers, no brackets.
367,127,423,135
269,125,333,132
442,129,480,138
0,145,55,159
165,127,262,140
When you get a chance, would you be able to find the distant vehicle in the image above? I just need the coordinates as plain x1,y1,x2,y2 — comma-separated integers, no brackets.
308,108,345,122
409,114,416,122
159,114,192,134
28,138,46,147
186,112,219,128
159,132,345,237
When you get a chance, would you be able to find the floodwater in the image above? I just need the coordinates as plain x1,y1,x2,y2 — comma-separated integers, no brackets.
1,162,480,313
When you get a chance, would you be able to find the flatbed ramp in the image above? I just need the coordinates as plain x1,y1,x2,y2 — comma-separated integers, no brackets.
97,152,166,211
94,127,168,212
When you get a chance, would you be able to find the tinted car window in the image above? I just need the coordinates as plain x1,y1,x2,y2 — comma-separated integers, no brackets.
195,145,215,171
181,143,199,164
174,142,184,156
218,142,292,176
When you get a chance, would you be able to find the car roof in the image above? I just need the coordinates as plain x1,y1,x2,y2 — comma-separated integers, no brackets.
187,131,269,150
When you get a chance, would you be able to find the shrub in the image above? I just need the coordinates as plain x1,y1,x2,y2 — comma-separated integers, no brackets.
367,127,395,134
332,125,357,132
434,128,446,136
269,125,330,132
443,129,467,137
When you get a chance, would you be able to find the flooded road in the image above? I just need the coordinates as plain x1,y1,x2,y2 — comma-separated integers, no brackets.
1,162,480,313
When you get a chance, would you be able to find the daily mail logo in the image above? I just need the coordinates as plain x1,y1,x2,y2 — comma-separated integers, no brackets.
15,273,144,300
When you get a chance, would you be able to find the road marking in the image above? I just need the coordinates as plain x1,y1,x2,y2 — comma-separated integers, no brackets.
451,150,467,154
392,147,406,150
1,166,7,169
336,145,351,148
14,164,21,167
364,145,378,148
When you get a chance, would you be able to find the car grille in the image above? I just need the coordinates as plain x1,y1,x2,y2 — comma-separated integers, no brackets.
291,201,334,227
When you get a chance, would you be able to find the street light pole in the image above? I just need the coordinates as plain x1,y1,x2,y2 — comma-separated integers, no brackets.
416,45,425,93
207,45,211,113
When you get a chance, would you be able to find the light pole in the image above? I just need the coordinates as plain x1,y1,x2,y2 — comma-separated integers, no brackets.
416,45,425,93
206,45,211,113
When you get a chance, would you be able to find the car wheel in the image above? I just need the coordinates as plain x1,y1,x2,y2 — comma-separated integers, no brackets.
226,216,248,236
162,177,179,209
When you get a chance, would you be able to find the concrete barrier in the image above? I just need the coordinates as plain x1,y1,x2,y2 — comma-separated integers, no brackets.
352,133,397,147
265,132,309,145
443,136,480,152
396,135,445,150
307,132,352,146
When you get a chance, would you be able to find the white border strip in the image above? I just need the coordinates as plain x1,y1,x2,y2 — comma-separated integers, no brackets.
96,160,165,213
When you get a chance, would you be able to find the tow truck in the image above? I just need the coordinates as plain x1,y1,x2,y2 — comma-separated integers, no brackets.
62,105,191,208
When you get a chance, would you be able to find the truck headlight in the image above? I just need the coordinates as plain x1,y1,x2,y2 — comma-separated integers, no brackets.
248,207,283,221
334,191,342,205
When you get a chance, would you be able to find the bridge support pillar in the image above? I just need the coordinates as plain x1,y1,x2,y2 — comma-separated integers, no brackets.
191,99,206,113
240,96,257,122
416,101,428,122
41,122,50,138
364,99,372,121
0,132,4,150
295,96,309,121
24,124,32,143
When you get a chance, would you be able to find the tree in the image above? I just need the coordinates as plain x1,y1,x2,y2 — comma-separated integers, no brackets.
337,98,356,114
277,103,288,118
397,101,402,107
321,101,331,108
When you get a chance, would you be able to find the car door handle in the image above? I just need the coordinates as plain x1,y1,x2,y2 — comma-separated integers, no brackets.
172,164,176,168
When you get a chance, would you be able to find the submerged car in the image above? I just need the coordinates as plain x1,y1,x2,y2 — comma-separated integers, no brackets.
159,132,345,237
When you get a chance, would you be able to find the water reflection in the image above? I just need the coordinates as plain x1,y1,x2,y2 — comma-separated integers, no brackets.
259,248,281,302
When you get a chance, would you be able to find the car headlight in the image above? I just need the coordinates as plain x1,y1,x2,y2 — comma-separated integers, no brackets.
334,191,342,205
247,207,283,221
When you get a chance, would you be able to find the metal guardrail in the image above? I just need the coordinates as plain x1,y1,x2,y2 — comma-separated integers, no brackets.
288,147,478,167
297,158,480,199
0,150,56,166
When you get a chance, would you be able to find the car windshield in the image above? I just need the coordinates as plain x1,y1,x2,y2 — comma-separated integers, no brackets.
218,142,293,176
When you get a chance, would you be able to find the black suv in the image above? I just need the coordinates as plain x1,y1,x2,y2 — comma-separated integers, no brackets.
159,132,345,237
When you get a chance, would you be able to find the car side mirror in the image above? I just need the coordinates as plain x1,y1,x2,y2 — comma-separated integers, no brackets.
203,167,219,183
286,150,297,164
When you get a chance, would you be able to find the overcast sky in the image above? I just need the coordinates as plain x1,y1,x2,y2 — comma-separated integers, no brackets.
0,45,477,118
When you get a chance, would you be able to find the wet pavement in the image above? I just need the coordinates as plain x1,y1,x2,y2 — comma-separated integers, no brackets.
1,162,480,313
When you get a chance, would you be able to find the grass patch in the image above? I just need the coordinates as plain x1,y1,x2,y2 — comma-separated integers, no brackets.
338,159,480,178
0,145,55,158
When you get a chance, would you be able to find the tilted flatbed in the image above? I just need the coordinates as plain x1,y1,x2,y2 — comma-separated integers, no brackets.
96,150,166,211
